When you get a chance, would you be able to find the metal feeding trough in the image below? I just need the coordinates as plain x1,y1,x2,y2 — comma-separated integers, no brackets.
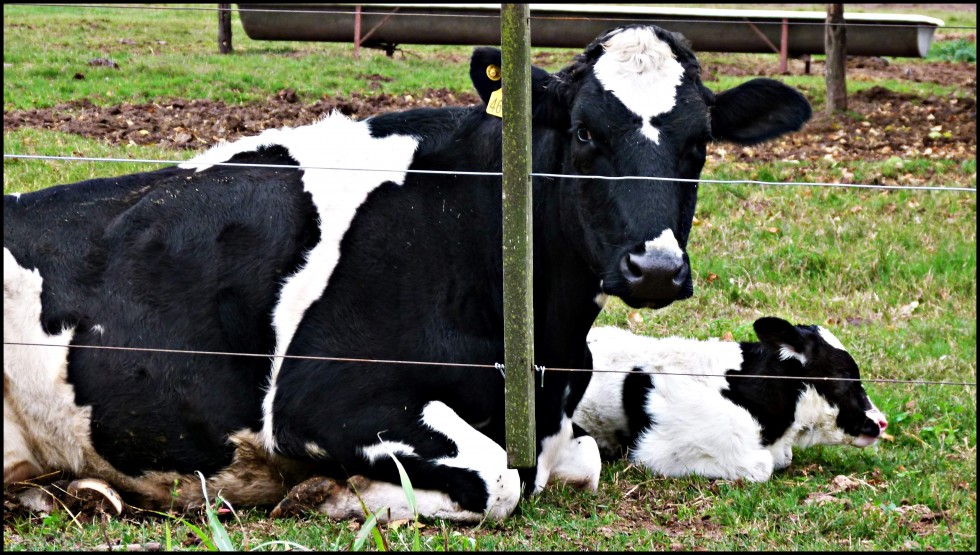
237,3,944,63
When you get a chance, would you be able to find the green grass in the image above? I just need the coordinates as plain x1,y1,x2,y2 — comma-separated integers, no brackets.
2,4,488,110
2,129,193,194
930,38,978,62
3,3,976,552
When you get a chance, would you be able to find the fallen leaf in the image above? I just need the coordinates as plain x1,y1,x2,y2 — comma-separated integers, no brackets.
897,301,919,318
389,518,411,530
829,474,861,493
804,491,850,507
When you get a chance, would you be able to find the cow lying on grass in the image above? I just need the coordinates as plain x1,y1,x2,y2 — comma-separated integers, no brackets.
4,24,813,523
573,317,888,481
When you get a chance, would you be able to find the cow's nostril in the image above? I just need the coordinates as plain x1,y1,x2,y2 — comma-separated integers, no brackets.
879,418,888,431
672,263,690,287
623,254,643,280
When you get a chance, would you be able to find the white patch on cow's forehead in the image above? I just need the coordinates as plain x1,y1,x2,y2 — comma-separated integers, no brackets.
213,112,421,453
817,326,847,351
592,27,685,145
644,229,682,257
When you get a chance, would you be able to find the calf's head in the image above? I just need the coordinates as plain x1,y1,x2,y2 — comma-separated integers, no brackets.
472,25,813,309
753,317,888,449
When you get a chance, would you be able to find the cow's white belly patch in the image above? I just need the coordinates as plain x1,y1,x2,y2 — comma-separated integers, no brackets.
182,113,419,453
3,248,89,480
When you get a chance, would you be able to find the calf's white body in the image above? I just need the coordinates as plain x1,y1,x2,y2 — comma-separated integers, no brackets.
575,319,887,481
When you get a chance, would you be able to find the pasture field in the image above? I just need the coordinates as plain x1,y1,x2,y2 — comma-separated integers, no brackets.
3,4,976,551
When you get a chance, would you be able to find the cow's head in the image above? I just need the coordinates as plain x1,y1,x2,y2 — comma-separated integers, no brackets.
753,317,888,449
471,25,812,309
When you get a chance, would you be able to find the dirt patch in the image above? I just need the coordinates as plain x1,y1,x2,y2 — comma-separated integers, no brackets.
719,85,975,167
3,58,975,169
3,88,480,151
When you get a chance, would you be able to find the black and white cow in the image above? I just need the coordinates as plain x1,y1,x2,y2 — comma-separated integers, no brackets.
4,25,812,522
573,318,888,482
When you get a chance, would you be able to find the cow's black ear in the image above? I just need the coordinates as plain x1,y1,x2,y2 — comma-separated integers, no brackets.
470,47,503,105
710,78,813,145
470,47,557,106
753,317,806,358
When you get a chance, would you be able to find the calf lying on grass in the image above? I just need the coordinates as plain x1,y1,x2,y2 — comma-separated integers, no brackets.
574,317,888,482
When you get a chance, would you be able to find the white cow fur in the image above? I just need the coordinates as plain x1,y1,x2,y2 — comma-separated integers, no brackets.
593,26,685,145
317,401,522,523
182,114,422,456
3,248,88,479
577,326,883,482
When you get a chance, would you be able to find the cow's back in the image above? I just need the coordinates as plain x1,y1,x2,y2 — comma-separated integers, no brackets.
4,146,321,476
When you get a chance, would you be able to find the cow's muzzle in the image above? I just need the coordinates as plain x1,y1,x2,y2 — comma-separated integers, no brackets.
618,250,692,308
854,405,888,447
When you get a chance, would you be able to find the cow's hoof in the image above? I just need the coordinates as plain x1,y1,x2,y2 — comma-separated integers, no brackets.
66,478,125,515
270,476,344,518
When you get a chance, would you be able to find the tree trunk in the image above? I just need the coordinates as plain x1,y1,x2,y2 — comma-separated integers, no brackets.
825,4,847,114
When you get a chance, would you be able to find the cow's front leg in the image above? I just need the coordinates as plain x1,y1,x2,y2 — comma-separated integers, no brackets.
547,428,601,490
533,416,601,493
276,400,522,523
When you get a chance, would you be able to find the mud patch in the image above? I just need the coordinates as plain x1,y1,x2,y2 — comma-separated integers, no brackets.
3,57,975,177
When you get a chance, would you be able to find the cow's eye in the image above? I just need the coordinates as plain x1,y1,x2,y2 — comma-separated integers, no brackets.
576,127,593,143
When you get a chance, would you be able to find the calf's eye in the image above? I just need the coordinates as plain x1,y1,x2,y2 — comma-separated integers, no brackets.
576,127,593,143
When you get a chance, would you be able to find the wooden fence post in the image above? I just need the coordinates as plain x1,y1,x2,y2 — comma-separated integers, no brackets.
825,3,847,113
500,3,535,469
218,4,232,54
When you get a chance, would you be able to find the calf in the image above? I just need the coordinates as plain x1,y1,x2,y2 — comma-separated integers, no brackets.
574,317,887,481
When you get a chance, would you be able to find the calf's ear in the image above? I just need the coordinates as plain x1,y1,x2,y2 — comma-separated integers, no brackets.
711,78,813,145
753,317,807,359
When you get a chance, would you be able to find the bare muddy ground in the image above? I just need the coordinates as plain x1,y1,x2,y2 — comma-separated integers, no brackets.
3,58,976,167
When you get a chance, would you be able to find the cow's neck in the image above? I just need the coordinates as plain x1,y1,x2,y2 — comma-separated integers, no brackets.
529,129,601,371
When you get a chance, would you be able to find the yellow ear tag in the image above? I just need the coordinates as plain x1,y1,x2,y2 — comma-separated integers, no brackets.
486,64,501,81
486,89,503,118
485,64,503,118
